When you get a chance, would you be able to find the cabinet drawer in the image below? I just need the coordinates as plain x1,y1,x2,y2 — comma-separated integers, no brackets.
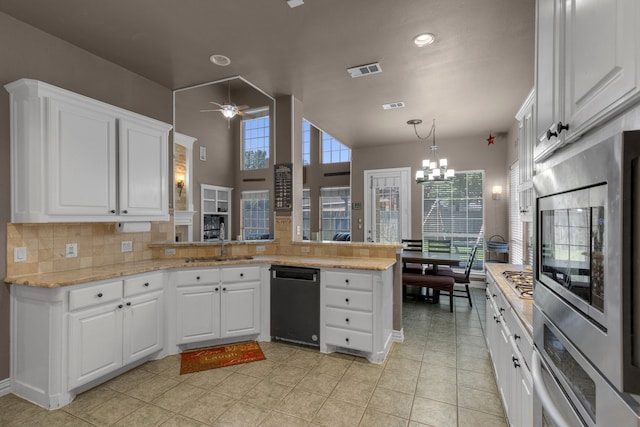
325,307,373,332
325,326,373,352
504,307,533,369
124,273,164,297
325,271,372,291
176,269,220,285
325,288,372,311
69,280,122,311
221,266,261,283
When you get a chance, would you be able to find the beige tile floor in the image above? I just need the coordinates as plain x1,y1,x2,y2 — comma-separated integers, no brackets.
0,287,506,427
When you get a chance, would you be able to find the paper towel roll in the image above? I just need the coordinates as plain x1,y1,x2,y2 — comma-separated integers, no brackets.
116,222,151,233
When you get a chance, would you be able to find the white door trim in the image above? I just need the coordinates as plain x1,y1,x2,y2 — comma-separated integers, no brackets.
363,167,412,243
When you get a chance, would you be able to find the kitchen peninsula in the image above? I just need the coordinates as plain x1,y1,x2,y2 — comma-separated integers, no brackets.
6,220,399,410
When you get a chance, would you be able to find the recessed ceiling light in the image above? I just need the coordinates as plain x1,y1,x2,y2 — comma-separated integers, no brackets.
413,33,435,47
209,54,231,66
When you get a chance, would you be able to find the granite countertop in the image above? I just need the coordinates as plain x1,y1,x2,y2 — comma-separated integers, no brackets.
5,255,397,288
485,263,533,336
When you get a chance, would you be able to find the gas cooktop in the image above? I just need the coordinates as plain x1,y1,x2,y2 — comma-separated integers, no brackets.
502,270,533,299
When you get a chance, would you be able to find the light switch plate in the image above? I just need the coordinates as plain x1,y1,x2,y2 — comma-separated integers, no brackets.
121,241,133,252
199,146,207,161
65,243,77,258
14,246,27,263
256,245,266,252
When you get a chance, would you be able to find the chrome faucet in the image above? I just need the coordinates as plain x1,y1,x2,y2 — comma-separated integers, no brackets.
219,223,226,257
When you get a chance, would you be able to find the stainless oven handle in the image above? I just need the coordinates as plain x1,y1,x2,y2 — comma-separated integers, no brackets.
532,349,572,427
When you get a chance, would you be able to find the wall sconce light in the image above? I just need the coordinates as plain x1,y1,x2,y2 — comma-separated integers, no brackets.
492,185,503,200
176,174,185,197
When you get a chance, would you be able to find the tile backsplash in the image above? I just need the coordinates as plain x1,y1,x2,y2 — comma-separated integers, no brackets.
6,222,172,276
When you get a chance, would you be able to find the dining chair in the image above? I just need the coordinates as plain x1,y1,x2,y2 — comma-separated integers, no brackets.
434,245,478,307
401,239,424,272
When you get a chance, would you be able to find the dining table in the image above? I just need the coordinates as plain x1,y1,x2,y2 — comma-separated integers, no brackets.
401,249,463,304
401,249,462,272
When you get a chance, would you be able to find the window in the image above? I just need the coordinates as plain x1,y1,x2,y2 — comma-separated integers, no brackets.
242,109,270,170
302,188,311,240
302,120,311,166
322,132,350,164
510,162,523,264
320,186,350,240
241,190,270,239
422,171,485,271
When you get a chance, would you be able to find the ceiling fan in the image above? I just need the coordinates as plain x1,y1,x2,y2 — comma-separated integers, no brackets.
200,81,250,126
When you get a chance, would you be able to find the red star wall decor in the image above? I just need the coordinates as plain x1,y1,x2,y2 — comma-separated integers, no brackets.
486,133,495,145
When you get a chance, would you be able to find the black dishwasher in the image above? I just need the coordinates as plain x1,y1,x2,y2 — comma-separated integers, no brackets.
270,265,320,346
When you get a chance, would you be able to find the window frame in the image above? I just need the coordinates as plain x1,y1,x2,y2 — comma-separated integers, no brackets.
321,132,351,164
241,107,270,171
240,190,271,240
320,186,351,240
421,170,485,271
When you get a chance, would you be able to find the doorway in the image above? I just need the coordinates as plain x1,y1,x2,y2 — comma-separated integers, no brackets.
364,168,411,243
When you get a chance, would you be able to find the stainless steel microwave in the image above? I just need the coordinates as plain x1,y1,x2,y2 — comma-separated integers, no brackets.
533,130,640,396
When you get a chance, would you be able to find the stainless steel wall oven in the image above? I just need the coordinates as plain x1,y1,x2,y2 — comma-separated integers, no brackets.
532,131,640,426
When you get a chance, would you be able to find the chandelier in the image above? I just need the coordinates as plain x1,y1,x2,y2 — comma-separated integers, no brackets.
408,119,455,183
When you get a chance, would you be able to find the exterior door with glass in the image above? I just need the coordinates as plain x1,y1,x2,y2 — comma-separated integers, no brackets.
364,168,411,243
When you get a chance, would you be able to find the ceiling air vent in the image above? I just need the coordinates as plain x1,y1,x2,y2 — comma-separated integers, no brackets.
347,62,382,78
382,101,405,110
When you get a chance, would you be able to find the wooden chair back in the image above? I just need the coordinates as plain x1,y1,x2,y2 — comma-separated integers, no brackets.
426,239,451,253
401,239,423,252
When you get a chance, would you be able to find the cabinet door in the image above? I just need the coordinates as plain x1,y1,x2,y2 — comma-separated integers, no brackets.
176,284,220,344
118,118,168,218
48,98,117,217
68,303,123,389
534,0,565,161
564,0,638,138
123,290,164,365
220,282,260,338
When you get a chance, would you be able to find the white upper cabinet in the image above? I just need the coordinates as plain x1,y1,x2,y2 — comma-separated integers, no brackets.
534,0,639,162
5,79,171,222
118,118,169,217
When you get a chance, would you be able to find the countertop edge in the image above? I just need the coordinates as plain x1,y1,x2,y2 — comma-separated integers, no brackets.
5,256,397,288
485,263,534,337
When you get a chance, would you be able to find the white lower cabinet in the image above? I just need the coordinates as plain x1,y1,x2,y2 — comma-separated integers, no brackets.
176,266,261,345
485,272,533,427
10,272,164,409
67,274,164,389
320,268,393,363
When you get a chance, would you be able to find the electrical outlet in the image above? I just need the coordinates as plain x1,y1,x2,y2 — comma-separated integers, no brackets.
121,241,133,252
65,243,77,258
256,245,266,252
165,248,176,256
14,247,27,263
300,246,310,253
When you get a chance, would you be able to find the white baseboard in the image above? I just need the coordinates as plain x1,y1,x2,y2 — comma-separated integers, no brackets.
392,328,404,342
0,377,11,397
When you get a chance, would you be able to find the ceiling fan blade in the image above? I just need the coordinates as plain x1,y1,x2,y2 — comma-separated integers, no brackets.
236,105,250,111
209,101,225,108
200,109,222,113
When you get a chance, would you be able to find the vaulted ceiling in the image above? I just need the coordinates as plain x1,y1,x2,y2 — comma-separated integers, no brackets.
0,0,535,148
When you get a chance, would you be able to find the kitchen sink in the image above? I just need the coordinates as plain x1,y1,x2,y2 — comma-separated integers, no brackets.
184,255,254,263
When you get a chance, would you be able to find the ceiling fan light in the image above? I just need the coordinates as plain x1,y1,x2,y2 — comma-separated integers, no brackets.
221,105,237,118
